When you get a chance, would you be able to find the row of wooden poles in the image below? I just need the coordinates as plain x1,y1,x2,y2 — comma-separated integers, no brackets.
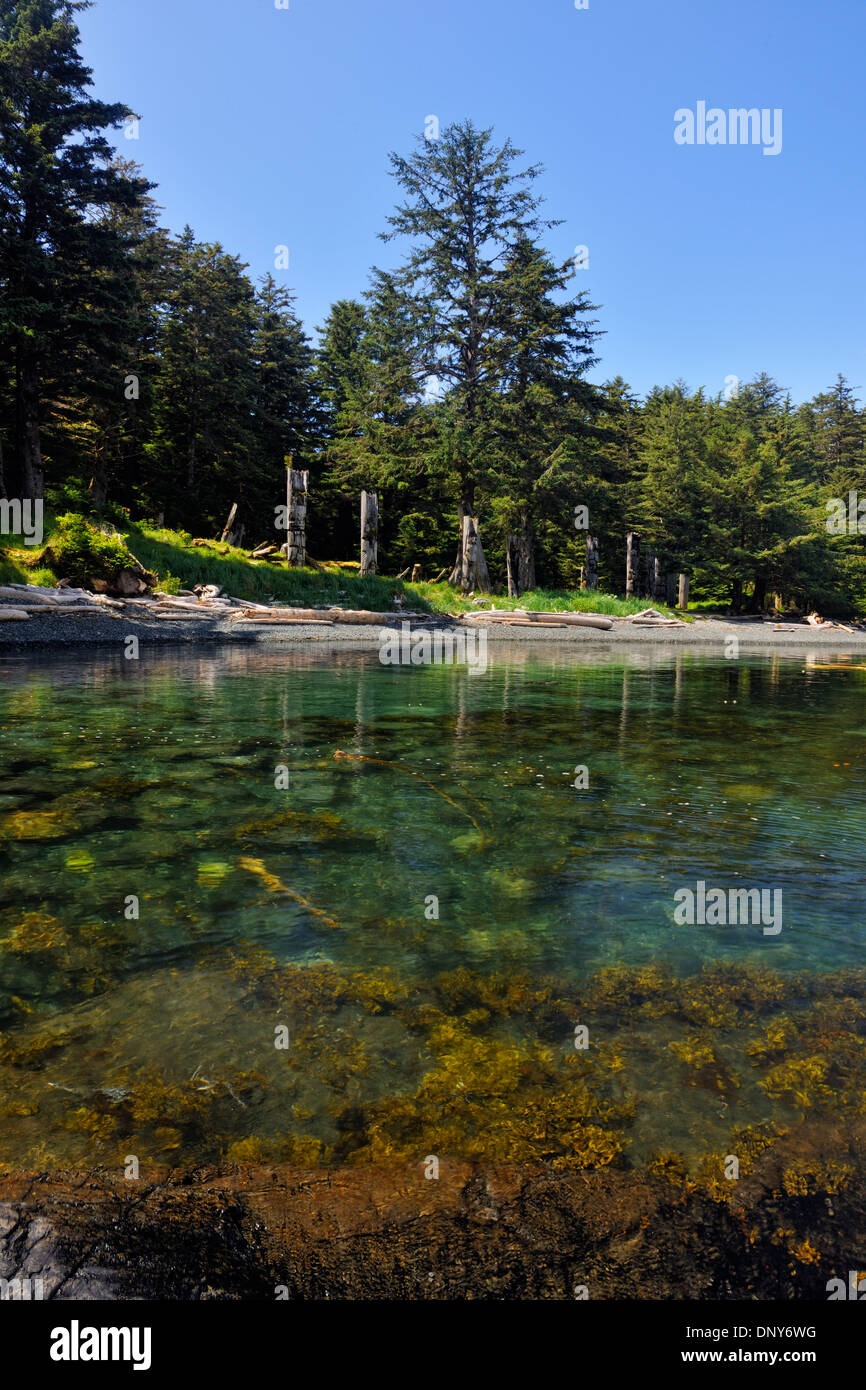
286,469,689,607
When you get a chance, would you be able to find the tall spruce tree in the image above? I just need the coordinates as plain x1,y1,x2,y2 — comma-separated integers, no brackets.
484,236,601,589
380,120,553,557
0,0,147,499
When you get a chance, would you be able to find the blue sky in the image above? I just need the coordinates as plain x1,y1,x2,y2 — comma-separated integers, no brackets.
78,0,865,404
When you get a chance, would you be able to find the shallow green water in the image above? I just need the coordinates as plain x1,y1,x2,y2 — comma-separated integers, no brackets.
0,645,864,1172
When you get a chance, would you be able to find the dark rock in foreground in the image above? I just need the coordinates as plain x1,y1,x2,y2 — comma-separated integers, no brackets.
1,1161,861,1300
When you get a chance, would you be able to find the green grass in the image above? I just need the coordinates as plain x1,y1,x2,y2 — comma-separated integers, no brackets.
1,512,687,620
125,525,421,611
413,581,686,619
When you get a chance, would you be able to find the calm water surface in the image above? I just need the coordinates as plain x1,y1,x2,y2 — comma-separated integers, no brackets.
0,645,863,1171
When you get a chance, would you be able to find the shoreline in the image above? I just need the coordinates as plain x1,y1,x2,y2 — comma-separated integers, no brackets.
2,611,866,652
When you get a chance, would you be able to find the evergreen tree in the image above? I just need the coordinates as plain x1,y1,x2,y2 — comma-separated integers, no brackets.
483,236,601,589
0,0,148,499
314,299,368,432
636,383,712,577
47,158,169,510
145,229,259,532
253,275,316,471
380,119,552,535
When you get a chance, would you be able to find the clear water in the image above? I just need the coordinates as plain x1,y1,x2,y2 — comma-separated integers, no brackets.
0,645,863,1173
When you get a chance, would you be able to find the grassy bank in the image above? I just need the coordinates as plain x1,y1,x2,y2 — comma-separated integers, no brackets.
0,512,680,619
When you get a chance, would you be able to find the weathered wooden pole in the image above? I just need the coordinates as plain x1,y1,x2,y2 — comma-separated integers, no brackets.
626,532,639,597
286,460,309,569
460,514,478,591
220,502,238,544
677,573,690,610
653,555,664,602
585,535,599,590
360,490,378,576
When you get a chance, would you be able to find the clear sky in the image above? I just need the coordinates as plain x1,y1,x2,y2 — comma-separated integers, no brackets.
77,0,865,404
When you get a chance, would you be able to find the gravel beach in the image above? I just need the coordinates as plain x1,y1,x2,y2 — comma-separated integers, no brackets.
2,609,866,652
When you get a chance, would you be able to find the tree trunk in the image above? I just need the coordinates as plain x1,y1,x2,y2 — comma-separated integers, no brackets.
474,528,491,593
15,352,43,501
451,504,491,593
88,442,109,509
448,501,468,586
286,469,309,568
506,535,521,597
515,516,535,592
360,491,378,576
585,536,599,591
626,532,639,597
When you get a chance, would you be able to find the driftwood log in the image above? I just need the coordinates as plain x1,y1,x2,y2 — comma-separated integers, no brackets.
466,609,612,632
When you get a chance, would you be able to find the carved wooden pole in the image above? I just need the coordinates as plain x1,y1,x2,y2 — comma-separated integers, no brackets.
460,515,478,591
626,532,639,597
653,555,663,602
678,573,690,610
286,460,309,569
360,491,378,576
585,535,599,591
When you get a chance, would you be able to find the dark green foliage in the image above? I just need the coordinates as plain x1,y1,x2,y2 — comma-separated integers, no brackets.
0,0,150,499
